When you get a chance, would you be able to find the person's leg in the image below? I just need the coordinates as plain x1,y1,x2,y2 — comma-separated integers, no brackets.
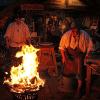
75,54,85,98
75,67,85,98
76,79,82,98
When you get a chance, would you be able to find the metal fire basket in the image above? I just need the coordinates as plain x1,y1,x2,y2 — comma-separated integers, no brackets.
12,91,38,100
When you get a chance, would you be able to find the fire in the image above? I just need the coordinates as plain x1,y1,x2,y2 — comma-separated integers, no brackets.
4,45,45,93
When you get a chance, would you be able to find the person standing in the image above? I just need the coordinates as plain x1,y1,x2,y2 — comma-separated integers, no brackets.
59,19,94,98
4,12,31,67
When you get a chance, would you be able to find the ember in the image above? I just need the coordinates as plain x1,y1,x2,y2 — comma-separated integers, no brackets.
4,45,45,93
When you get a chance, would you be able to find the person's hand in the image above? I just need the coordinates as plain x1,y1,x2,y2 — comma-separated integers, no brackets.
62,57,66,64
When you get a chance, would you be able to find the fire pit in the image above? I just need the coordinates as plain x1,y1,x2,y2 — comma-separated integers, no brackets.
4,82,42,100
3,45,45,100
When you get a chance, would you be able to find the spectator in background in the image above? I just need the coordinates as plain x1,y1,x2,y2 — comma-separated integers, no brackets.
59,21,66,34
4,12,31,67
59,18,71,36
59,19,94,98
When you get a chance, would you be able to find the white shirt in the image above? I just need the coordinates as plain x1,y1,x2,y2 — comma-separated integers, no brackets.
59,30,94,54
4,21,30,47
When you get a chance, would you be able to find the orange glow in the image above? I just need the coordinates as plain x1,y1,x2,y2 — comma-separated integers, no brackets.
4,45,45,93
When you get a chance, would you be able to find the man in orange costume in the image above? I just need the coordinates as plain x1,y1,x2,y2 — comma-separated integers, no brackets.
59,19,94,97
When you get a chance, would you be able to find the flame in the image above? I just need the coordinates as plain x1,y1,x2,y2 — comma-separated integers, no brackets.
4,45,45,93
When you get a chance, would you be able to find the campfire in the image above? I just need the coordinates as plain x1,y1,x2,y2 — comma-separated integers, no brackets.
4,45,45,94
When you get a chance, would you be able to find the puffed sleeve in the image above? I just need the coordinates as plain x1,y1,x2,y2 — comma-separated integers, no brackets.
59,32,69,51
